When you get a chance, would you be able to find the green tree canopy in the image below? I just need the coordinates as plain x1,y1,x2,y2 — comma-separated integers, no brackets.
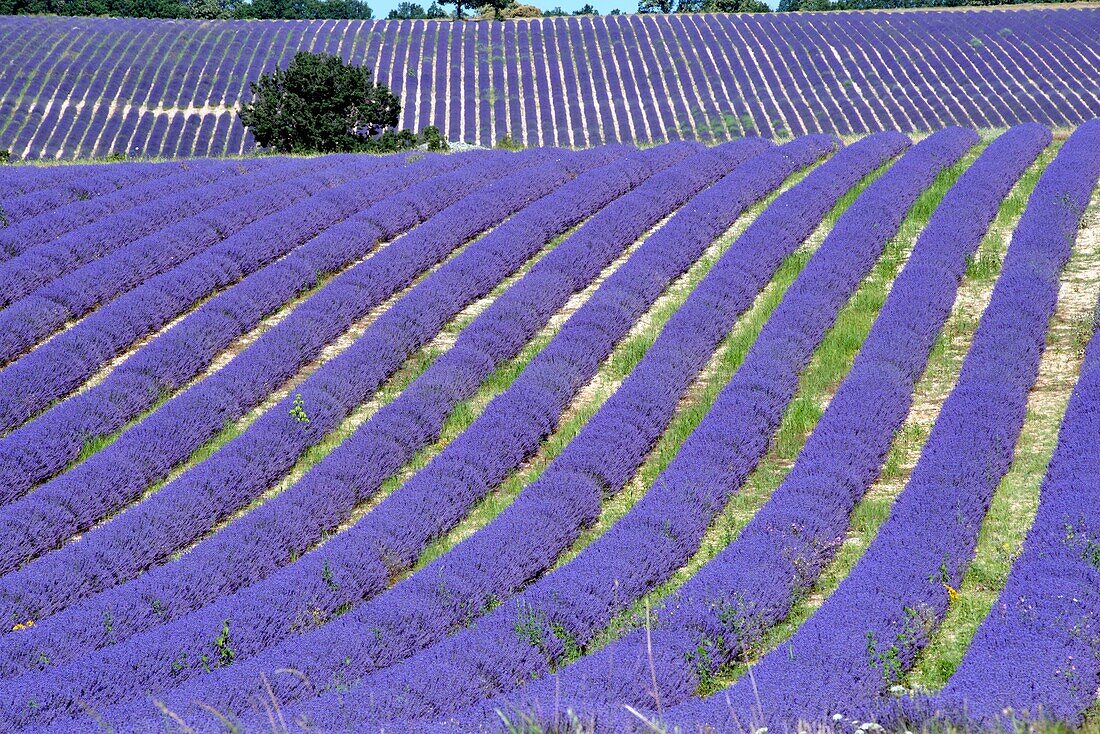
387,1,446,16
239,51,401,153
483,0,513,19
436,0,474,17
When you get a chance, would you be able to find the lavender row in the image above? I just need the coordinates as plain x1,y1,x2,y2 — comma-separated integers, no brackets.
0,158,303,336
0,157,273,267
40,135,786,734
893,130,1100,732
919,317,1100,728
0,144,660,683
0,157,308,314
661,119,1100,732
1,12,1097,156
0,155,371,361
0,162,171,227
1,140,716,731
0,149,597,633
0,152,493,507
164,133,874,734
275,127,974,734
476,123,1050,733
0,156,396,449
0,160,171,200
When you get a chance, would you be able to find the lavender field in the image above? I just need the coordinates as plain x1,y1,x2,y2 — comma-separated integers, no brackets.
1,9,1099,159
0,117,1097,733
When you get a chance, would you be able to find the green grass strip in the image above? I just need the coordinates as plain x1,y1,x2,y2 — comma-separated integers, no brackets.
411,163,822,574
578,149,976,681
906,155,1100,692
60,218,564,555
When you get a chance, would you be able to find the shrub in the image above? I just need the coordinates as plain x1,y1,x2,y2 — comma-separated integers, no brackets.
239,51,401,154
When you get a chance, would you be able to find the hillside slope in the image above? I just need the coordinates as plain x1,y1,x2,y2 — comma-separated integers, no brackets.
0,8,1098,159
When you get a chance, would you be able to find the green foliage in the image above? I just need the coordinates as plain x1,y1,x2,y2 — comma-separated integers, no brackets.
0,150,11,165
239,0,372,17
387,0,446,17
321,560,340,592
237,52,442,155
289,393,310,423
495,133,523,150
213,619,235,667
640,0,769,13
436,0,474,18
513,604,548,654
482,0,513,18
421,125,449,151
866,607,931,686
191,0,229,17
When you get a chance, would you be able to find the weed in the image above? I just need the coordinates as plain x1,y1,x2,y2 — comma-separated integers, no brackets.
289,393,309,423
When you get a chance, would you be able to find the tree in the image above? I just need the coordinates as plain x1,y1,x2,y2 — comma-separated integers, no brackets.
387,0,426,15
235,0,372,17
437,0,473,17
705,0,770,10
642,0,768,11
385,0,449,16
507,2,540,14
572,1,597,12
476,0,538,16
483,0,513,19
191,0,230,17
239,52,400,153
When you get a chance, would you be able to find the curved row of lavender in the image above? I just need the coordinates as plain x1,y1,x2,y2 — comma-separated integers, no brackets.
0,140,704,699
0,160,272,294
36,139,783,734
0,147,608,630
45,135,825,734
464,121,1048,732
889,125,1100,732
1,138,772,733
7,133,806,734
0,155,389,415
636,117,1100,732
915,318,1100,728
0,151,489,498
188,128,969,734
1,9,1098,158
0,125,1097,733
0,159,267,261
0,159,221,203
205,132,898,734
0,161,172,228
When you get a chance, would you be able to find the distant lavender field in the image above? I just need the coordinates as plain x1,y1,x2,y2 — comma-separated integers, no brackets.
0,8,1098,159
